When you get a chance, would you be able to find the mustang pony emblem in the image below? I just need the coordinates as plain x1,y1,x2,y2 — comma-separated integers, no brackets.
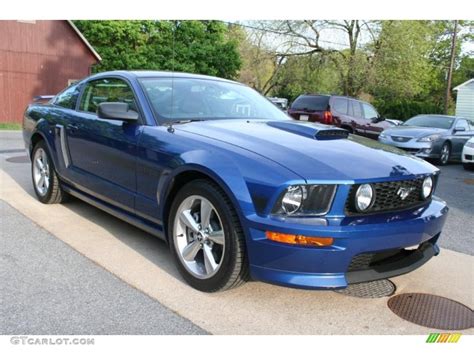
397,186,415,200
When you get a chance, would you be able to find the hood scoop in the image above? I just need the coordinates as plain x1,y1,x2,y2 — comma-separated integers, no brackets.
266,121,349,140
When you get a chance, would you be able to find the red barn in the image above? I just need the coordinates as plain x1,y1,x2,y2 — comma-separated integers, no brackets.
0,20,101,123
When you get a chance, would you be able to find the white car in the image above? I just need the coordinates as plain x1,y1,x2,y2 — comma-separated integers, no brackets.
462,137,474,170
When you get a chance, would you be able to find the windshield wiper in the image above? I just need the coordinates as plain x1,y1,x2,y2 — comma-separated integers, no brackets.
169,119,206,125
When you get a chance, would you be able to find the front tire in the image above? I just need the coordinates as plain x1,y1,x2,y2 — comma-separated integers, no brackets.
31,141,67,204
435,142,451,166
168,179,248,292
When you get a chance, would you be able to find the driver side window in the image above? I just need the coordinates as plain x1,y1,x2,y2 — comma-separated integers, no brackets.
455,119,469,131
361,103,379,120
79,78,137,114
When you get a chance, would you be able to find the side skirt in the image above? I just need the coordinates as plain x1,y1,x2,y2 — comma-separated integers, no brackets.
61,183,167,242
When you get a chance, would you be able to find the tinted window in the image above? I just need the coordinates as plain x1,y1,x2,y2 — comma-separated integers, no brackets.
351,100,363,118
291,95,330,111
79,78,137,114
455,119,469,130
403,115,455,129
140,78,289,121
361,103,379,119
54,84,81,109
468,120,474,131
332,98,348,114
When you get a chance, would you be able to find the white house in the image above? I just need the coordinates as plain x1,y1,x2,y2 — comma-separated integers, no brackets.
453,78,474,119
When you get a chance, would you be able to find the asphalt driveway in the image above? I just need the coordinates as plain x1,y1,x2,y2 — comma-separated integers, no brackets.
0,131,472,335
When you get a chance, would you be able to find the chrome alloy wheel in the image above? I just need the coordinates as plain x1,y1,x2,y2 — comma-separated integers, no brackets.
440,144,450,164
33,147,50,196
173,195,225,279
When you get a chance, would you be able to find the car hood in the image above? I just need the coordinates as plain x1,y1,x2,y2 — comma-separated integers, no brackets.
177,119,437,182
382,125,448,138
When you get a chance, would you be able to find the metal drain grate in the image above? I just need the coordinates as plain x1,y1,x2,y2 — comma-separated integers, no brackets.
6,155,29,164
388,293,474,330
334,279,396,298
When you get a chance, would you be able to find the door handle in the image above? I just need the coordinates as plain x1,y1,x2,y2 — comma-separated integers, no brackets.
69,123,79,131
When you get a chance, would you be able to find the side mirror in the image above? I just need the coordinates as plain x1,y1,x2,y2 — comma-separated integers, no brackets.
454,126,466,133
371,116,383,123
98,102,139,121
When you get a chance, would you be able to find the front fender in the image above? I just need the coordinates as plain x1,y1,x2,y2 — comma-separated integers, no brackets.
158,149,256,221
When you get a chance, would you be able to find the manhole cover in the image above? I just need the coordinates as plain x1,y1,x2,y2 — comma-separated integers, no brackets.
6,155,29,164
334,279,396,298
388,293,473,330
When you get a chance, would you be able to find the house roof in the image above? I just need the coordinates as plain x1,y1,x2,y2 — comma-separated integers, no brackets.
453,78,474,91
66,20,102,62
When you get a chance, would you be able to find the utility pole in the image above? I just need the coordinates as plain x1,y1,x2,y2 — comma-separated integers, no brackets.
444,20,458,114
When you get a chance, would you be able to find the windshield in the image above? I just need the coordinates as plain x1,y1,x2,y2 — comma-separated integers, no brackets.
140,77,290,122
403,115,454,129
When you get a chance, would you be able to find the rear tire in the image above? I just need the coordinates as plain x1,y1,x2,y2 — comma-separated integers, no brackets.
31,141,67,204
435,142,451,166
168,179,248,292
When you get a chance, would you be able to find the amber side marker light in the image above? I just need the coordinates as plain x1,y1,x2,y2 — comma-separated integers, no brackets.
266,231,333,247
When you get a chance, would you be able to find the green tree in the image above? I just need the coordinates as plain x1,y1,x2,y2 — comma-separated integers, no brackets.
74,20,241,79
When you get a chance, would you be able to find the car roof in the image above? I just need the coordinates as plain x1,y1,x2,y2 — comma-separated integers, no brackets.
297,94,360,100
413,114,460,119
86,70,237,84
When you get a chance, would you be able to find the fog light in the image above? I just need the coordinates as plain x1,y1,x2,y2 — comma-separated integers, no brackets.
355,184,374,212
266,231,333,247
422,176,433,199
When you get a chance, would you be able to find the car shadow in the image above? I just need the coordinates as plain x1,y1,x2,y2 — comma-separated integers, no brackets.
2,156,191,284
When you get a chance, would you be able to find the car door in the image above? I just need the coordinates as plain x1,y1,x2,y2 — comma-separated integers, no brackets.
330,97,350,128
348,100,366,136
360,102,385,139
451,119,474,159
64,77,143,212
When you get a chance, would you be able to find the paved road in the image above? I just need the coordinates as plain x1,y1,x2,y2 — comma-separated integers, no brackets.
0,131,472,335
0,200,206,335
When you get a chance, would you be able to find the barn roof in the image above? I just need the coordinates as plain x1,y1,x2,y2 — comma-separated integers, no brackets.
453,78,474,91
66,20,102,62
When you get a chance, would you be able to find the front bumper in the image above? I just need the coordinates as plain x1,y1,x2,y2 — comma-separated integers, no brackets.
462,145,474,163
244,198,448,289
378,137,441,159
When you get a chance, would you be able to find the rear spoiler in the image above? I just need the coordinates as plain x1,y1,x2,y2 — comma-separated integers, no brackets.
33,95,54,102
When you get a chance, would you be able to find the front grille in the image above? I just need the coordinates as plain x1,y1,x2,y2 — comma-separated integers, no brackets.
345,177,433,215
391,135,412,143
400,147,421,154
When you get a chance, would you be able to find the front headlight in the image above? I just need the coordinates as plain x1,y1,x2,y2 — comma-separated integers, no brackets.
421,176,433,199
417,134,441,142
355,184,374,212
465,141,474,149
379,132,388,140
272,184,336,216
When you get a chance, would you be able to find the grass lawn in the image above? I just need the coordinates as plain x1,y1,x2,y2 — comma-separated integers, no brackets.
0,122,22,130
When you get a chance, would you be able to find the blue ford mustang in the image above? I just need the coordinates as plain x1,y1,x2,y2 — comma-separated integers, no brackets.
23,71,448,292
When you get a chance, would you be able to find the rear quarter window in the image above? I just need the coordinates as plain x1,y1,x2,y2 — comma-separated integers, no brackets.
332,98,348,114
291,95,330,111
